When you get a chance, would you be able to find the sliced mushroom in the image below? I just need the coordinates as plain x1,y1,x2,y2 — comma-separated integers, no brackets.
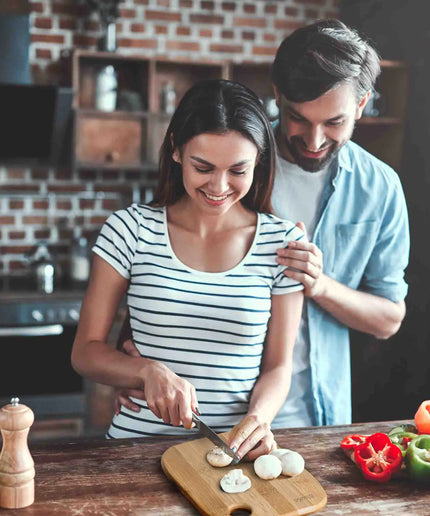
253,454,282,480
206,446,234,467
220,469,251,493
270,448,305,476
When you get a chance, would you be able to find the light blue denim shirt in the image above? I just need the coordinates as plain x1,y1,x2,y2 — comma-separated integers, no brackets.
306,140,409,425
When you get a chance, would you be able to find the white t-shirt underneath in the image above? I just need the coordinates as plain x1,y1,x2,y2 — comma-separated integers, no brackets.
271,156,331,428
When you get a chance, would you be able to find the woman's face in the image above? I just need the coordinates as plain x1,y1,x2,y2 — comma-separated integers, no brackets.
173,130,258,215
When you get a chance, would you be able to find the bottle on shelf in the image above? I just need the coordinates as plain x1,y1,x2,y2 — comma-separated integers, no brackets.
95,65,118,112
161,81,177,115
70,233,90,286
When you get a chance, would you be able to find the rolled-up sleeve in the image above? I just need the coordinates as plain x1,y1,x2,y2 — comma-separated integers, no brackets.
360,175,409,302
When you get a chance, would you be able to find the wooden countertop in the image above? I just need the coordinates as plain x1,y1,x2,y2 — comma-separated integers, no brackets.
3,420,426,515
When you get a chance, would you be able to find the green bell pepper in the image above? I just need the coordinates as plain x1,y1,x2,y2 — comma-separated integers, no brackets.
405,434,430,483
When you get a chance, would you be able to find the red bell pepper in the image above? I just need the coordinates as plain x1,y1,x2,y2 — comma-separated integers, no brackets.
354,432,403,483
340,434,370,462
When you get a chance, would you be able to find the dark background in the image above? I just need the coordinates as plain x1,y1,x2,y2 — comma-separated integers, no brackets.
340,0,430,422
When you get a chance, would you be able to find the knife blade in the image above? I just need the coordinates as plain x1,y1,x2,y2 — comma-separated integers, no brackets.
192,412,240,464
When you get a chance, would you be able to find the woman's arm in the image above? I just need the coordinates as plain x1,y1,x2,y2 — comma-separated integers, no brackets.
228,290,303,460
72,255,198,428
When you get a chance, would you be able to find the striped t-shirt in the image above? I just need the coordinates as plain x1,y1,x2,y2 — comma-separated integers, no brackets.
93,203,304,439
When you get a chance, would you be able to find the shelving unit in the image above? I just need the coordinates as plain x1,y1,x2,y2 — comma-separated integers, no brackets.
66,51,408,173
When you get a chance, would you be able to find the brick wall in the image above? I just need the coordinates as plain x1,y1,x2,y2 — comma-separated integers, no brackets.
0,0,339,280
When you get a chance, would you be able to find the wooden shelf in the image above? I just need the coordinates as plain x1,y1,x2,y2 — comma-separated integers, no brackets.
358,116,402,126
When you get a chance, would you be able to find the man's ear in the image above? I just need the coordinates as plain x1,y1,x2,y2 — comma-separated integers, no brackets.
355,90,372,120
272,84,281,107
170,133,181,163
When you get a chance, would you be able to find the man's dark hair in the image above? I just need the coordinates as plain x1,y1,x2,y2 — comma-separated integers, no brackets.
271,19,381,102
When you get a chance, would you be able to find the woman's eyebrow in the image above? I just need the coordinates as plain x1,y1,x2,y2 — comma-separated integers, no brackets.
190,156,251,167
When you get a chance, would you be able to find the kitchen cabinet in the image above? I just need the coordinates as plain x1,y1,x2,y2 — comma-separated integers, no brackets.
14,419,428,515
66,50,228,171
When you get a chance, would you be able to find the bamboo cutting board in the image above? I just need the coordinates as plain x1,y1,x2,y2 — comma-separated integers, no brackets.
161,434,327,516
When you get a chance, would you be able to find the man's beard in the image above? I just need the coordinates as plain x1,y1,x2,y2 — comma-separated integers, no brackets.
285,135,342,172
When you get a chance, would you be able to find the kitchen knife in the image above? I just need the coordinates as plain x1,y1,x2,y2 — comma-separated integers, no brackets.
192,412,240,464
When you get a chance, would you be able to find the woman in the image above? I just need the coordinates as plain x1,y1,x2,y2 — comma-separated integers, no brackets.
71,79,304,461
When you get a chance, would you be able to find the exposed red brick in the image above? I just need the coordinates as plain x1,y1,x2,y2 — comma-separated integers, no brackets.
54,168,72,180
177,27,191,36
73,34,98,47
264,4,278,14
30,2,44,13
305,9,320,18
102,170,121,181
155,26,168,34
10,261,27,271
9,231,26,240
210,43,243,53
221,30,233,39
51,2,82,15
252,46,277,57
285,7,299,16
233,17,266,28
146,10,181,22
294,0,325,4
7,169,26,179
117,38,158,49
78,170,98,181
102,199,120,211
190,14,224,24
0,216,15,225
157,0,171,5
221,2,236,11
179,0,192,7
119,8,137,18
31,34,65,44
94,184,132,193
34,229,51,239
60,18,78,30
201,1,215,9
325,11,340,18
36,48,52,59
134,0,149,4
33,200,49,210
243,4,256,14
131,23,145,33
47,184,86,193
166,41,200,51
80,199,95,209
56,200,72,210
31,169,49,180
22,216,48,225
2,246,31,255
34,17,52,29
58,228,73,239
242,31,255,41
199,29,212,38
9,200,24,210
264,33,277,43
274,20,303,31
83,20,100,31
1,185,39,192
90,216,109,225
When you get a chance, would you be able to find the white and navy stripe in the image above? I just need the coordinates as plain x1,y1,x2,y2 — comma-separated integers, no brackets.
93,204,304,439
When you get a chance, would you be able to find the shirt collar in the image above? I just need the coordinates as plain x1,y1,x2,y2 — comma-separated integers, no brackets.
337,143,354,173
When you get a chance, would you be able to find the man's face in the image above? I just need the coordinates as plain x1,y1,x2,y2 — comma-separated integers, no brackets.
274,82,369,172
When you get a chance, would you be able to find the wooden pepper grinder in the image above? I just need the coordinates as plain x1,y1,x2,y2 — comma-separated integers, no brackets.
0,397,35,509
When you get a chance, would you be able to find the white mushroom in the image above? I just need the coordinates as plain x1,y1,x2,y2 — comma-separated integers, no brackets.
269,448,292,461
220,469,251,494
206,446,234,467
279,451,305,476
253,454,282,480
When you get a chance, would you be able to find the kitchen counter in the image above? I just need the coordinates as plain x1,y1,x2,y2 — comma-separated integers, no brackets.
2,420,426,515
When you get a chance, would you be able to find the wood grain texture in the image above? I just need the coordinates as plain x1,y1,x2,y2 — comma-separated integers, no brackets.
161,433,327,516
0,420,427,515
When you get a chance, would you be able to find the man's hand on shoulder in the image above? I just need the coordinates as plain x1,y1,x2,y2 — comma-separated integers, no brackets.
277,221,328,298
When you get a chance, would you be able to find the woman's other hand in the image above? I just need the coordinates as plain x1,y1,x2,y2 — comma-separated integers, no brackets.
227,414,276,461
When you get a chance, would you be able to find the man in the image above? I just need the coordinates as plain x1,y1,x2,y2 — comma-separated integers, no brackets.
115,19,409,428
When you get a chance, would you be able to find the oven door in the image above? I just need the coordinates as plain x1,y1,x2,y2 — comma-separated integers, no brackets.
0,323,85,417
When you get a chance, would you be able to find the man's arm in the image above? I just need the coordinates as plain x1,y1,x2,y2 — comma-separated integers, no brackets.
277,222,406,340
